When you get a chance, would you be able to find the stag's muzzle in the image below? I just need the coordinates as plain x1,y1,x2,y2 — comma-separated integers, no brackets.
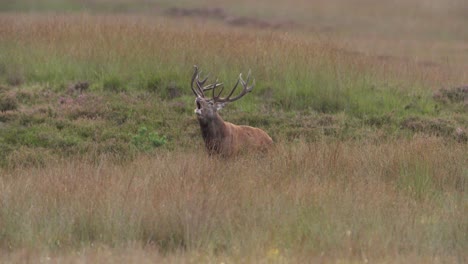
194,97,202,115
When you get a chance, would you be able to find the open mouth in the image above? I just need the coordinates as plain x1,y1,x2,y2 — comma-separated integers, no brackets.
194,100,202,115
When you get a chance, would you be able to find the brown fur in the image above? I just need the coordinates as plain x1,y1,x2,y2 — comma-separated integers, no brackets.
197,108,273,156
191,66,273,156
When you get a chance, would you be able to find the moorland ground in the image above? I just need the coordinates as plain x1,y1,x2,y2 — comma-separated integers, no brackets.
0,0,467,263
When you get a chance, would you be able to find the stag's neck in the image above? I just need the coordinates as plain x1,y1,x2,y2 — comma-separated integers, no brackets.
198,114,228,151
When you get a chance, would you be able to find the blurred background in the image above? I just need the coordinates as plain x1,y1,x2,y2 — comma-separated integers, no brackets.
1,0,466,68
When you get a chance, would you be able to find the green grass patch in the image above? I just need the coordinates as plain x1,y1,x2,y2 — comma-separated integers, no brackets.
130,126,167,152
398,161,437,200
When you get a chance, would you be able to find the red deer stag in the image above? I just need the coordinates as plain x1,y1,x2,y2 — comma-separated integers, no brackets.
191,66,273,156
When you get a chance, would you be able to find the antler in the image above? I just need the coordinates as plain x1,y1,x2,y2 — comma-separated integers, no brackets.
214,70,255,103
191,65,223,98
191,66,254,102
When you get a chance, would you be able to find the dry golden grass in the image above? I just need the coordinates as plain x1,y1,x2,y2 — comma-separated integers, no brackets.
163,0,468,77
0,13,465,90
0,138,466,263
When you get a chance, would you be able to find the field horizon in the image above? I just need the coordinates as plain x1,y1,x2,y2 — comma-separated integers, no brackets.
0,0,467,263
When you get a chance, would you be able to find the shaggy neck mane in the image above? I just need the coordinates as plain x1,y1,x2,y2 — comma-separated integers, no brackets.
198,113,227,153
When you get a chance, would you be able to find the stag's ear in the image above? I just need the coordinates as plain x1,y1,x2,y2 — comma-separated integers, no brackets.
215,102,226,111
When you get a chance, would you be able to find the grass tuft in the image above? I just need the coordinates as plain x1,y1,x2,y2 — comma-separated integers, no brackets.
103,75,126,93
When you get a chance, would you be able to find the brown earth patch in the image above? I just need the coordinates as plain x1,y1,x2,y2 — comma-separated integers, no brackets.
401,117,453,136
58,94,105,120
169,101,186,114
0,92,18,112
165,7,297,30
0,111,18,123
433,85,468,104
166,84,182,100
166,7,226,19
67,81,90,96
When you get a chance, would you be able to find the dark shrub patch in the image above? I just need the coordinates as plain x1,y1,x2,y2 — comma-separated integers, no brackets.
433,86,467,104
166,85,182,99
401,117,455,137
0,94,18,112
67,81,89,95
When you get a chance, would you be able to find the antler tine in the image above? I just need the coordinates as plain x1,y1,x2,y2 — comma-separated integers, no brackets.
197,70,211,88
195,71,210,97
200,82,223,91
192,66,218,98
216,83,225,98
192,66,254,102
197,73,209,86
192,66,228,99
211,79,218,99
210,80,228,100
191,65,203,97
240,70,254,90
224,77,240,99
215,70,254,103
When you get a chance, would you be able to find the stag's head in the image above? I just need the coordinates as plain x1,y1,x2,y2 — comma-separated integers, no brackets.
191,65,255,123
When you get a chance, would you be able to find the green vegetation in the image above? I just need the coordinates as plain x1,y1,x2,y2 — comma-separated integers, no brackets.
131,126,167,152
0,14,465,166
0,1,466,262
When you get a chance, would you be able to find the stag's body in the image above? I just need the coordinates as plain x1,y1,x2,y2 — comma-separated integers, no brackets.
191,66,273,156
198,111,273,156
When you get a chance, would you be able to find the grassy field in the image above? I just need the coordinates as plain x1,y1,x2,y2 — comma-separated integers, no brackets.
0,0,467,263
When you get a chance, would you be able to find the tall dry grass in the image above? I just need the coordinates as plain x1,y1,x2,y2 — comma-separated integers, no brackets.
0,138,466,262
0,13,465,89
1,13,465,121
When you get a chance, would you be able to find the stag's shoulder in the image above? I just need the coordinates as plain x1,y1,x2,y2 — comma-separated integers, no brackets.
238,125,273,143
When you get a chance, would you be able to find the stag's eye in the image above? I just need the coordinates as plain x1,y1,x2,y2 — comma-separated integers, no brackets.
196,101,201,109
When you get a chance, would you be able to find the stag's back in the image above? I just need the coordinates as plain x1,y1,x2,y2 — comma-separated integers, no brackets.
223,122,273,156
